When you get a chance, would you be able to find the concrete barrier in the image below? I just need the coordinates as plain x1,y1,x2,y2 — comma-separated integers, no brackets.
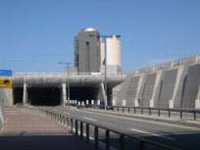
113,55,200,109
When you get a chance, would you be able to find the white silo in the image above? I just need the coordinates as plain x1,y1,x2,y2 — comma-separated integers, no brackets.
100,35,122,74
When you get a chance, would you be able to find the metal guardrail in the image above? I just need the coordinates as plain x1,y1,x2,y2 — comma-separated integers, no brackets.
24,107,181,150
80,104,200,121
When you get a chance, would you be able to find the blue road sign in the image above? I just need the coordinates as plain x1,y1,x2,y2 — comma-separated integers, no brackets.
0,70,12,76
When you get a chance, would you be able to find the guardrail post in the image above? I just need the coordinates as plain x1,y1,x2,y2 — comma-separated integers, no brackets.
128,107,130,113
180,110,183,119
106,130,110,150
86,123,89,143
67,117,69,129
149,108,151,116
94,126,98,149
119,135,125,150
117,106,119,112
134,107,136,114
80,122,83,140
70,118,73,133
194,110,197,121
139,141,144,150
64,117,67,128
75,120,78,136
122,107,124,113
168,109,171,118
141,108,143,114
158,109,161,117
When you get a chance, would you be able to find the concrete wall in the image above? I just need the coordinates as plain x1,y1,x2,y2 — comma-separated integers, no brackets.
0,99,4,128
140,73,156,107
114,55,200,109
182,64,200,109
158,69,178,108
125,76,140,106
0,89,13,106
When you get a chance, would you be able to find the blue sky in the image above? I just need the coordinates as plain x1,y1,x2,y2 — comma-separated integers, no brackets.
0,0,200,72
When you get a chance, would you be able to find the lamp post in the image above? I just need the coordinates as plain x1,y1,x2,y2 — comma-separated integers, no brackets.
101,35,121,109
58,62,73,105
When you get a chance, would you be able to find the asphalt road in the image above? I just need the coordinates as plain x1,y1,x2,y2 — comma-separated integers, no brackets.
50,106,200,150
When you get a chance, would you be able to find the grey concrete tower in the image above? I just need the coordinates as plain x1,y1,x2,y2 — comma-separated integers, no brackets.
75,28,101,72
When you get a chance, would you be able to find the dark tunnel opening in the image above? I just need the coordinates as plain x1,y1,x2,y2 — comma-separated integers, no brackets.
28,87,61,106
13,86,111,106
70,87,99,101
13,87,23,104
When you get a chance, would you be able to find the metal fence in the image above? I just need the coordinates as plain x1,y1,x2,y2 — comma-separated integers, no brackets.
24,107,180,150
81,105,200,121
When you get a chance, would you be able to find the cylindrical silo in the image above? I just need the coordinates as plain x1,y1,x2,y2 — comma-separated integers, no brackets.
106,35,121,67
100,35,122,74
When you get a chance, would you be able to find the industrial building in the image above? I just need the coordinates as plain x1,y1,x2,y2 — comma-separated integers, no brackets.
74,28,101,73
74,28,122,74
100,35,122,74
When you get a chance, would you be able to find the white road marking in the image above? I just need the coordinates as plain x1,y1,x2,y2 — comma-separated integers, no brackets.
83,117,97,122
131,128,175,140
80,109,200,130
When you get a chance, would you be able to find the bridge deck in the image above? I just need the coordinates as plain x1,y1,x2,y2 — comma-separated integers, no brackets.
0,107,95,150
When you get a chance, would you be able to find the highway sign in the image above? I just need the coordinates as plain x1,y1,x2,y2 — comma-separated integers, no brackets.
0,70,12,76
0,79,12,89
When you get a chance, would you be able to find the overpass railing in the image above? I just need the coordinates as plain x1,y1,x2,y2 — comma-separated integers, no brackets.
23,106,180,150
13,72,124,76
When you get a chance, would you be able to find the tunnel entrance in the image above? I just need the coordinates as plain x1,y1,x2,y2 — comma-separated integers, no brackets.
13,87,23,104
70,87,99,101
28,87,61,106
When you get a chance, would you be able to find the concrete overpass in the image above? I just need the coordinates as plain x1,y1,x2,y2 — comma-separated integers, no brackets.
2,73,126,106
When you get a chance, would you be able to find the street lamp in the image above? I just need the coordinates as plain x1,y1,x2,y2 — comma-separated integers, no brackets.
101,35,121,109
58,62,73,105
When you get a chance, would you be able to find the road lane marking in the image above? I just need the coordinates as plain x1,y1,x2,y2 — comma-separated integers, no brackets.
131,128,175,140
83,117,97,122
79,109,200,130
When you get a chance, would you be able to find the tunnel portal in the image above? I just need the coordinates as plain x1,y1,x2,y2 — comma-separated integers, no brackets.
28,87,61,106
13,86,102,106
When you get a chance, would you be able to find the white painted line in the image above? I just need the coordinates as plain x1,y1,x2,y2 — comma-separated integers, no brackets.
80,109,200,131
131,128,175,140
83,117,97,122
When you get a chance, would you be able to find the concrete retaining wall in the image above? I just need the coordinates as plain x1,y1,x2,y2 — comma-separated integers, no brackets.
114,55,200,109
140,73,156,107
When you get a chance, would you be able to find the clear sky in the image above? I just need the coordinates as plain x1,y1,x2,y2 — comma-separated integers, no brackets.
0,0,200,72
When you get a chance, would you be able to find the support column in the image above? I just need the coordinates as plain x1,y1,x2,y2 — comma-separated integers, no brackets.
23,83,28,105
150,70,163,108
195,85,200,109
61,83,67,106
169,66,185,109
98,82,107,105
134,74,145,107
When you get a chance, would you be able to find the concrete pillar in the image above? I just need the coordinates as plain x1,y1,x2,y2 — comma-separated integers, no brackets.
61,83,67,106
122,100,126,106
86,100,89,105
99,83,107,105
91,100,94,105
149,99,154,108
195,86,200,109
112,100,116,106
23,83,28,105
82,101,85,106
151,70,163,107
169,100,174,109
169,66,185,109
97,100,100,105
134,74,145,107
